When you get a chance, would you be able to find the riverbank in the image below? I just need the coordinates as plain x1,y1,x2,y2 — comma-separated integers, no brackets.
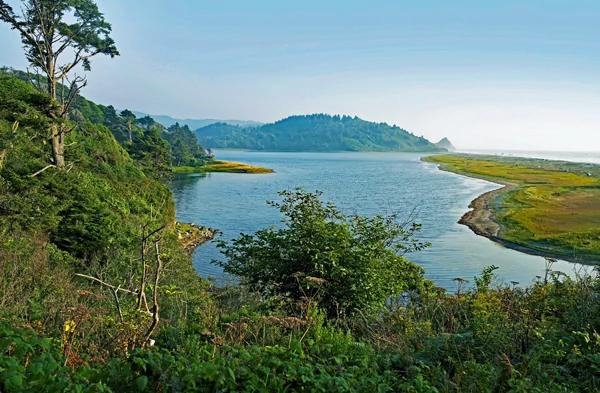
423,154,600,264
173,160,274,174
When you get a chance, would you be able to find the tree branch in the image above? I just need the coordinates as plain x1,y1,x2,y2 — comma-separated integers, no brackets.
30,164,56,177
142,224,167,243
54,16,93,57
62,74,87,113
0,6,46,72
143,241,163,345
74,273,138,295
112,285,124,324
55,48,102,80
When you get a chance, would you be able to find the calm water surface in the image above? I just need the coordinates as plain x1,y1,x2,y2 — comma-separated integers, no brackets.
170,150,587,290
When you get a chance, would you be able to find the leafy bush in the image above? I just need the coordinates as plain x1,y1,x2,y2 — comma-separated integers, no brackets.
215,188,430,319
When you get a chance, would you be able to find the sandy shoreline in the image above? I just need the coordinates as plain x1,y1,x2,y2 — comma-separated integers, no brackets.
431,162,595,265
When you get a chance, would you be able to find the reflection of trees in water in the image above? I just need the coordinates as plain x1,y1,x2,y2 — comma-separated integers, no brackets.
169,173,210,194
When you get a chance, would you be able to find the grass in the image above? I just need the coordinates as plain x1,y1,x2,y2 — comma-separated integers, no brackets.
173,160,274,174
424,154,600,262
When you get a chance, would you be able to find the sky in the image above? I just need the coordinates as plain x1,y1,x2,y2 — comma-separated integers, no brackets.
1,0,599,151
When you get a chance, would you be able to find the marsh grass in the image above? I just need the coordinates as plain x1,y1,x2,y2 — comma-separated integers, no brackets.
173,160,274,174
425,155,600,260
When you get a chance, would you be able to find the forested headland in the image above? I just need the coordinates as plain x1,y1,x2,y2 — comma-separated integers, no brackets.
195,114,447,152
0,1,599,392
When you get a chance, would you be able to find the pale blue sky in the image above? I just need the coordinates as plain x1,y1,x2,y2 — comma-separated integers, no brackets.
1,0,599,150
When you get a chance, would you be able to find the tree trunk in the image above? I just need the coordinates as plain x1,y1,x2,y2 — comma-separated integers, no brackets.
47,70,66,168
51,127,65,168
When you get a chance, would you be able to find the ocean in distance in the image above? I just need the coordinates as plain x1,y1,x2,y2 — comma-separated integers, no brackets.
461,149,600,164
171,150,592,290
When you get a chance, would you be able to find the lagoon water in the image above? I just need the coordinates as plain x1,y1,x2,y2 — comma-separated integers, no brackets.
170,150,588,290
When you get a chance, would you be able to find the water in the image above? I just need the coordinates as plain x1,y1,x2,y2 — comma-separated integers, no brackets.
460,149,600,164
170,150,588,290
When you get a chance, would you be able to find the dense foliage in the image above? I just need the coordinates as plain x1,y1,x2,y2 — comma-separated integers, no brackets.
1,67,211,179
163,123,209,167
0,69,207,362
195,114,446,152
216,188,430,319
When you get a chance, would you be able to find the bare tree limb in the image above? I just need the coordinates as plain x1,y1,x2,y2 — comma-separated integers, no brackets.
112,285,124,324
142,224,167,243
74,273,137,295
143,241,163,345
30,164,56,177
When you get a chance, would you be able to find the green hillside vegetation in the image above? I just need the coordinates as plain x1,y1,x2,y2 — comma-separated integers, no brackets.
195,114,446,152
2,67,272,177
425,154,600,261
1,2,600,392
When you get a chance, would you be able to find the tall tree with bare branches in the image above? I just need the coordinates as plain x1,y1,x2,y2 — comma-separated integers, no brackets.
0,0,118,168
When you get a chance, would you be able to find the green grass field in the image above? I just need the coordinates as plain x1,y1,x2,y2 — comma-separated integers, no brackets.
424,154,600,262
173,160,274,174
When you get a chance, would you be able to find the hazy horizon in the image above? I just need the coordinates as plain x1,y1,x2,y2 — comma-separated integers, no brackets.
1,0,599,151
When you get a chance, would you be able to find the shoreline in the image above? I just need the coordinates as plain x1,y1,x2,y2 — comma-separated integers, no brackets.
173,159,274,174
428,160,597,265
175,222,217,254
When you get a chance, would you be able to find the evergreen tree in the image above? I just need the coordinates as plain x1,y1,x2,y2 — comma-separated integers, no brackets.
0,0,119,168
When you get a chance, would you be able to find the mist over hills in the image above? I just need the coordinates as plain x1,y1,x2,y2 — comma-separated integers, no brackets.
130,111,263,131
195,114,448,152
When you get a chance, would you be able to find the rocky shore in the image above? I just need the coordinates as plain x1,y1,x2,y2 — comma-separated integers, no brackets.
175,222,218,253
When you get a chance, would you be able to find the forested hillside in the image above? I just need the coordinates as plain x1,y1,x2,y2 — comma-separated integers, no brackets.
196,114,446,152
0,66,206,365
2,67,211,180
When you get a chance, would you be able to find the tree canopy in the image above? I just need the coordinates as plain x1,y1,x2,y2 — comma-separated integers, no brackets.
163,122,208,167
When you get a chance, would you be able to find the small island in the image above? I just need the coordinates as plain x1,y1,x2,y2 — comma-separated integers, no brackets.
424,154,600,264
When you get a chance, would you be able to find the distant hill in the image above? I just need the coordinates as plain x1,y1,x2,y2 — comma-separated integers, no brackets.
195,114,446,152
129,111,262,131
435,137,456,152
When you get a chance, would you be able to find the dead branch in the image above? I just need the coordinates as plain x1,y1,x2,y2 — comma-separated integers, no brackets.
74,273,137,295
112,285,124,324
142,224,167,243
30,165,56,177
143,241,163,345
137,224,166,312
62,74,88,114
137,239,149,312
65,161,75,174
